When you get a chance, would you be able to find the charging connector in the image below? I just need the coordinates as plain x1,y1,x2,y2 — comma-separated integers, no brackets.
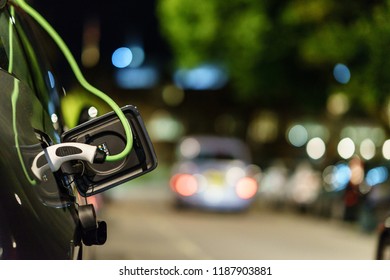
31,143,106,181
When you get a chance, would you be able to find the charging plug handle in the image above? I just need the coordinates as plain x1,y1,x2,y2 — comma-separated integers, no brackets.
45,143,106,172
31,143,106,180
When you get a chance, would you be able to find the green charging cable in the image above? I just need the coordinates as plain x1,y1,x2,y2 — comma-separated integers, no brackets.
12,0,133,162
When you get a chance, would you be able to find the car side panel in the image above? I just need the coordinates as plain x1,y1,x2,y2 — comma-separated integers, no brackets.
0,70,79,259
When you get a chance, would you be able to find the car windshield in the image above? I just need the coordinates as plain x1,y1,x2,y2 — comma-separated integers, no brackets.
196,152,236,161
178,136,252,162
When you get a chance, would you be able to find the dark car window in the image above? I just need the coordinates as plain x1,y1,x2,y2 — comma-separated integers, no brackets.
197,153,235,161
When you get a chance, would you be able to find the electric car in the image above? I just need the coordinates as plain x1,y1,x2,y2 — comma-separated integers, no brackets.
0,1,156,259
169,135,261,211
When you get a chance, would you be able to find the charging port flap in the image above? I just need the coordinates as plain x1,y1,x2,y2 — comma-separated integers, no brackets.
61,105,157,196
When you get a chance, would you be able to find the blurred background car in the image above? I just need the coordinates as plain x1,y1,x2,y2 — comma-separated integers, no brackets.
169,135,261,212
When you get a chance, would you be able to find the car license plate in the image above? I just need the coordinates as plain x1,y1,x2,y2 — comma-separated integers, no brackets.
204,170,224,187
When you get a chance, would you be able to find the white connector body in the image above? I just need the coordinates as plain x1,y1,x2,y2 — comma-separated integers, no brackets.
31,143,101,181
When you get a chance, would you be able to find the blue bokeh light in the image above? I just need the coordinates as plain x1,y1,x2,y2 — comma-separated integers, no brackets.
129,46,145,68
333,63,351,84
112,47,133,68
174,64,228,90
366,167,389,187
115,67,159,89
333,163,351,191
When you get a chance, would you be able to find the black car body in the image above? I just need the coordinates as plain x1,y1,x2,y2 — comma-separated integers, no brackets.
0,2,159,259
0,3,83,259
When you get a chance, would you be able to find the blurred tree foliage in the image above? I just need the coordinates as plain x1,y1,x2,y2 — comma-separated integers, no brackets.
156,0,390,117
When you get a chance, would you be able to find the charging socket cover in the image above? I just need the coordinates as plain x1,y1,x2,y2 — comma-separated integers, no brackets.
61,105,157,196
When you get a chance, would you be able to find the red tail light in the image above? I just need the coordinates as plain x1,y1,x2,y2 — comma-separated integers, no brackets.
170,174,198,197
235,177,258,199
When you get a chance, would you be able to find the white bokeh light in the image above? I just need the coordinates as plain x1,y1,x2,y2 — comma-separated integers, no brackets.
360,138,376,160
382,140,390,160
338,138,355,159
306,137,326,160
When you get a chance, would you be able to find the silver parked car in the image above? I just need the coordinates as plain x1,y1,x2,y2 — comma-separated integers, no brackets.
169,135,261,211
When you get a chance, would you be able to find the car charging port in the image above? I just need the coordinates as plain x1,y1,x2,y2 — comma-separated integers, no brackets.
61,105,157,197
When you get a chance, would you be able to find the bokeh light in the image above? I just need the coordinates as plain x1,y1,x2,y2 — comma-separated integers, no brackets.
112,47,133,68
360,138,376,160
88,106,98,118
174,64,228,90
306,137,326,160
327,92,349,116
338,137,355,159
128,46,145,68
288,124,308,147
162,84,185,106
147,110,185,142
333,63,351,84
382,139,390,160
179,137,201,159
366,167,388,187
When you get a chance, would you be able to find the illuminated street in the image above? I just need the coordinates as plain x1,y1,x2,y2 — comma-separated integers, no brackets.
85,184,377,260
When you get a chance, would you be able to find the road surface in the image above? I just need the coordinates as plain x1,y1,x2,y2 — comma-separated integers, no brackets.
84,185,378,260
